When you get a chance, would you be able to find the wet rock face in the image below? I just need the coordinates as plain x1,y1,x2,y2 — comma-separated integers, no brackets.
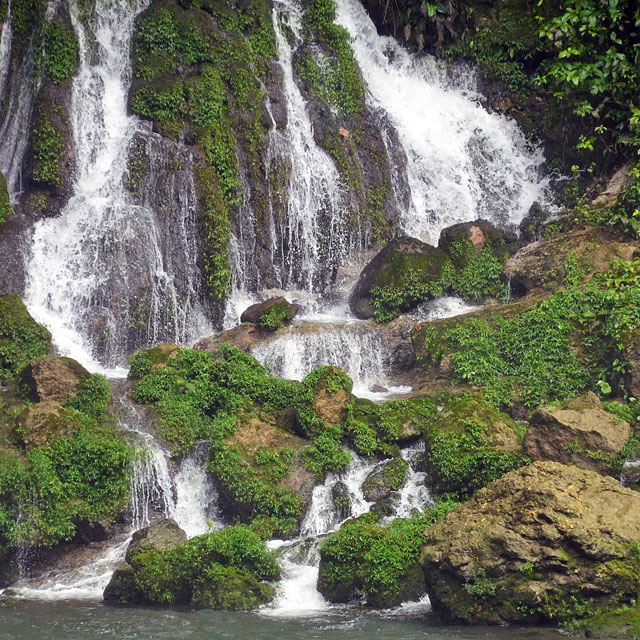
331,481,352,521
419,461,640,625
523,392,631,475
622,330,640,399
240,296,299,330
362,458,409,502
349,236,451,319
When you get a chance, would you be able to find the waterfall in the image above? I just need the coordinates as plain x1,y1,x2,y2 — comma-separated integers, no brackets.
0,0,12,103
335,0,549,243
23,0,212,373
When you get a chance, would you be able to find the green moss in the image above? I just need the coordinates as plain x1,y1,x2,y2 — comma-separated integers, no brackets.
256,300,295,330
578,604,640,638
127,524,279,609
0,296,52,383
318,500,459,607
0,172,11,227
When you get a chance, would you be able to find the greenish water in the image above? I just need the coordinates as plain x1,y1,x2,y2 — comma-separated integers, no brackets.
0,601,564,640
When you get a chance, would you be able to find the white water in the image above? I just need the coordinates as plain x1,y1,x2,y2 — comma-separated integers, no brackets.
0,0,12,103
335,0,549,243
23,0,211,373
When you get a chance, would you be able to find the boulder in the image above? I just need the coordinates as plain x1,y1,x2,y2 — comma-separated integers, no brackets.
438,219,516,266
523,393,631,475
104,519,187,604
22,356,89,403
504,227,636,296
362,458,409,502
16,402,77,450
331,481,352,521
194,323,266,354
124,519,187,564
419,461,640,624
591,162,633,208
307,366,352,427
349,236,451,319
519,202,550,243
240,296,298,330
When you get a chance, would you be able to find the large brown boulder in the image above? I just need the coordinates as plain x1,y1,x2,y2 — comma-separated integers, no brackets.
194,324,267,354
523,393,630,475
22,356,90,403
419,461,640,625
438,219,516,266
16,402,77,450
349,236,451,319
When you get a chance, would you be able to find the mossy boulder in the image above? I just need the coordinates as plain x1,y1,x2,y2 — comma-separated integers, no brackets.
240,297,299,331
331,481,352,521
423,395,527,499
349,236,451,320
127,343,179,379
305,365,353,428
438,219,515,267
22,356,90,403
105,524,279,610
362,457,409,502
504,227,636,296
523,392,631,475
0,296,52,381
622,330,640,400
419,461,640,625
16,402,78,450
578,605,640,639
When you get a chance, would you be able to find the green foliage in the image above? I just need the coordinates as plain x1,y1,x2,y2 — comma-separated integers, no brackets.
0,172,11,227
298,0,365,116
0,296,51,383
128,524,279,609
606,162,640,238
318,500,458,607
63,374,110,421
463,569,496,598
426,418,527,499
302,425,351,475
37,19,79,84
421,259,640,410
257,300,295,330
31,116,63,187
538,0,640,154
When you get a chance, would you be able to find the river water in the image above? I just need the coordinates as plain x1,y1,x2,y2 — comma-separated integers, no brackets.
0,600,562,640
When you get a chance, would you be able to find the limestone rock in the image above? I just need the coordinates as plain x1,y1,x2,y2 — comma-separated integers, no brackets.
523,392,631,475
194,323,267,354
519,202,550,243
22,356,90,403
349,236,451,319
240,296,298,330
419,461,640,624
591,162,633,207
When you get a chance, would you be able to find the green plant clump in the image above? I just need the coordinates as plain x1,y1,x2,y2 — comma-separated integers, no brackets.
0,296,52,383
0,375,133,553
317,500,459,607
37,19,79,83
127,524,279,609
0,173,11,227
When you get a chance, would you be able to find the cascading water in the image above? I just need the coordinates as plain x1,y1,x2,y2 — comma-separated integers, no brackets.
335,0,549,243
0,0,12,103
23,0,211,372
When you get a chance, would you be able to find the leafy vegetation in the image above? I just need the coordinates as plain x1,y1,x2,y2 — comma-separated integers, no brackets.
127,524,279,609
0,296,51,383
317,500,459,607
37,18,79,84
0,374,133,553
418,258,640,410
0,173,11,227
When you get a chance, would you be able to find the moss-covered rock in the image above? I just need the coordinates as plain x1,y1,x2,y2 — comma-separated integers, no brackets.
523,392,631,476
349,236,452,321
21,356,90,403
105,524,279,610
318,501,458,608
423,395,527,499
362,457,409,502
240,297,299,331
438,219,516,267
419,461,640,625
0,296,52,382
